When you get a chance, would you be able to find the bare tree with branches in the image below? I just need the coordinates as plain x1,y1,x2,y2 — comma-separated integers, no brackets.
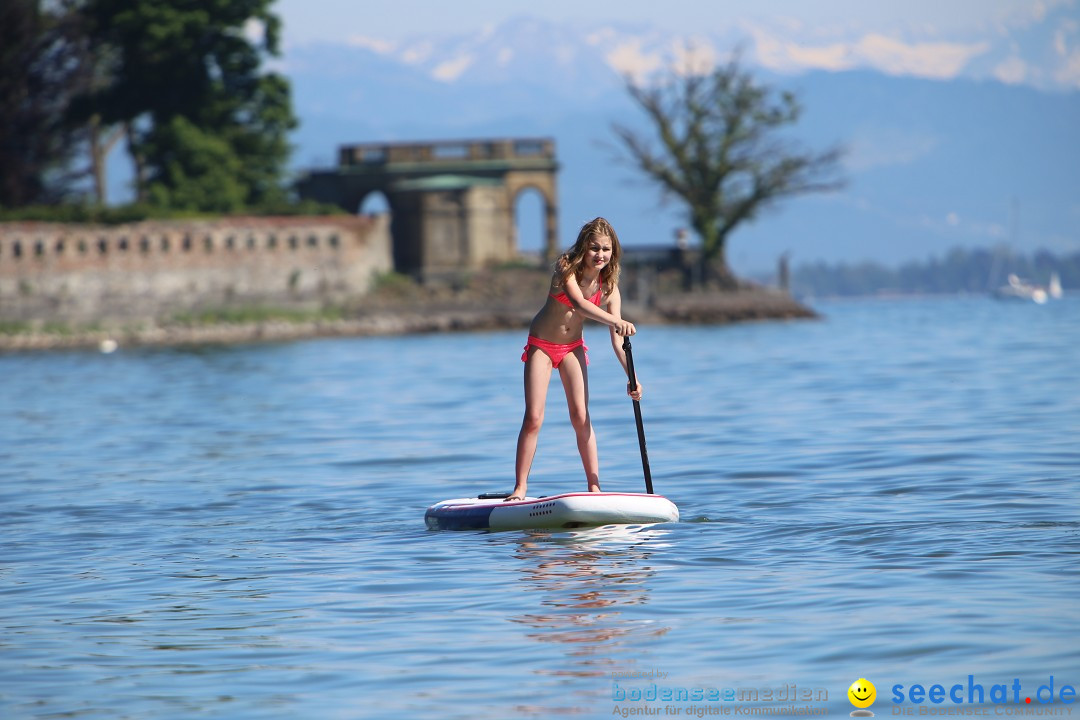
613,54,845,289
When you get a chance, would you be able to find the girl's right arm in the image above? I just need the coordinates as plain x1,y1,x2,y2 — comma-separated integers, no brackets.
560,274,636,335
606,286,642,399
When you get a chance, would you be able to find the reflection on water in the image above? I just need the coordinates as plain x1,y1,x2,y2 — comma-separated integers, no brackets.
509,526,674,715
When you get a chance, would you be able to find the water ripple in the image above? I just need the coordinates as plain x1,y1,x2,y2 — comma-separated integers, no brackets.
1,297,1078,718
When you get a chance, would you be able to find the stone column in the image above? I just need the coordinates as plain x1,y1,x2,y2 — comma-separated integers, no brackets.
543,197,559,265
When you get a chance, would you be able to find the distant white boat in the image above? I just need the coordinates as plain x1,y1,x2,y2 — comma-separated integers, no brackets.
1048,272,1064,299
987,199,1064,304
992,273,1063,304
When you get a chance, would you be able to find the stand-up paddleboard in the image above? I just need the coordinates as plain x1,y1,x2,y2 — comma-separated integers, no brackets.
425,491,679,531
427,337,676,531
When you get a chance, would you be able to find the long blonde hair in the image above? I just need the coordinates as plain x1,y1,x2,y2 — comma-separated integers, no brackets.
554,217,622,296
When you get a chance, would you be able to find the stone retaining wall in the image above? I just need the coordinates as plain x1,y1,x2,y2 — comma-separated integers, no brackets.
0,215,391,325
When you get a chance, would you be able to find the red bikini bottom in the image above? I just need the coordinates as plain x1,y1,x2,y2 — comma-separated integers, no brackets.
521,336,589,368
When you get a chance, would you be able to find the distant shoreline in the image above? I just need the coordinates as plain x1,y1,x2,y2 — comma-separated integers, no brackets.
0,287,815,353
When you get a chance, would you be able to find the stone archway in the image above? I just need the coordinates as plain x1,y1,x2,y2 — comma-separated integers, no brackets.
296,138,560,280
504,171,558,264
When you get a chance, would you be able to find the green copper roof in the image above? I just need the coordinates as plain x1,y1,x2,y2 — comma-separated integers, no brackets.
391,174,503,191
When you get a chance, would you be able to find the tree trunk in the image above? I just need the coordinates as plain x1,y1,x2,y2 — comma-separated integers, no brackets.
89,118,125,206
691,220,740,290
89,118,106,205
704,255,740,290
701,232,739,290
125,121,146,203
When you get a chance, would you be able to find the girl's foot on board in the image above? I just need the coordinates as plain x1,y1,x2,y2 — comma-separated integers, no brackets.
504,487,526,501
588,483,601,493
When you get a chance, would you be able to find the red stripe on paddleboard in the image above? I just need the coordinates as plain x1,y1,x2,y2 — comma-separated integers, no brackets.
437,492,670,508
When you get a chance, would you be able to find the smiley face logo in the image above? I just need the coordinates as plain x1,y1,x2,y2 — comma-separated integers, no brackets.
848,678,876,709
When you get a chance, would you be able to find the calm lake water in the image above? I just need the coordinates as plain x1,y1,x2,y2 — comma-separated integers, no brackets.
2,296,1078,719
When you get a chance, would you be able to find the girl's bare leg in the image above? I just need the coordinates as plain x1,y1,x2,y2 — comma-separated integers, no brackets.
511,347,553,500
558,347,600,492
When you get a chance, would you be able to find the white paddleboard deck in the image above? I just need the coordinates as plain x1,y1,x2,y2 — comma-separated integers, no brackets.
425,491,679,531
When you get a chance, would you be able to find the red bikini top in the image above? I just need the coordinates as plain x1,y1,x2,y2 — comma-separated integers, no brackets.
550,287,603,308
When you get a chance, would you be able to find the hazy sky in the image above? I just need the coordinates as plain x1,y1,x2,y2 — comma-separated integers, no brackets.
275,0,1060,45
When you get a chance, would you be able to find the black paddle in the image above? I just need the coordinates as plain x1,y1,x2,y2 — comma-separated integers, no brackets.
622,335,654,494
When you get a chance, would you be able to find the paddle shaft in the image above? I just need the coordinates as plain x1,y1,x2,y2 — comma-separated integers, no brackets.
622,336,654,494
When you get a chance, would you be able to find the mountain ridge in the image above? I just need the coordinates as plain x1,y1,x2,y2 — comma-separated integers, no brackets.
283,14,1078,272
314,7,1080,92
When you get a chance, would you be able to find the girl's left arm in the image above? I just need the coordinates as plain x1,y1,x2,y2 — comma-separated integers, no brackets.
607,286,643,400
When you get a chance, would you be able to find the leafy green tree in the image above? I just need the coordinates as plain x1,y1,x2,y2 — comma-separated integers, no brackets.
613,55,844,289
74,0,296,210
143,116,246,211
0,0,86,206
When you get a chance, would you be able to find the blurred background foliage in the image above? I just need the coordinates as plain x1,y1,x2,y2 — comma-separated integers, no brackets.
0,0,301,215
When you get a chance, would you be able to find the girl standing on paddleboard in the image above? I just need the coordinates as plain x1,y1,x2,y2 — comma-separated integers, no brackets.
507,217,642,501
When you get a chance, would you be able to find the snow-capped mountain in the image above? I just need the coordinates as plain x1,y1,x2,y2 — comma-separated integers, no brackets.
279,11,1080,271
319,6,1080,92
